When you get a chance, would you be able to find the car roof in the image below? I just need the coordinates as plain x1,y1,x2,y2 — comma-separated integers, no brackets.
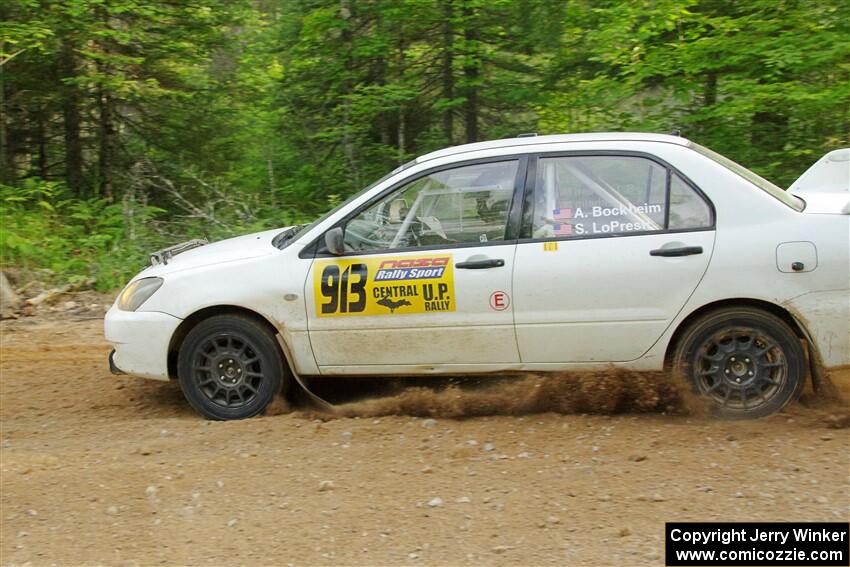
416,132,690,164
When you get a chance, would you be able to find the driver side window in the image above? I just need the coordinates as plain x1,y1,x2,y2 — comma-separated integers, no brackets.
343,160,518,252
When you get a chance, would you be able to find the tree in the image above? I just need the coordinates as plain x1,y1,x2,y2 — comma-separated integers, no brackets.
2,0,847,288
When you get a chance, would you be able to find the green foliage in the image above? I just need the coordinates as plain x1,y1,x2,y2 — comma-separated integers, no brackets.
537,0,849,185
0,180,162,289
1,0,847,289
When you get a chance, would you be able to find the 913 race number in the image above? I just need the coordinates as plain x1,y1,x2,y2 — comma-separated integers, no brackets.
313,254,456,317
319,263,367,314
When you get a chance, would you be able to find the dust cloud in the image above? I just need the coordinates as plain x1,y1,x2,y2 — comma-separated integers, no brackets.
306,369,712,419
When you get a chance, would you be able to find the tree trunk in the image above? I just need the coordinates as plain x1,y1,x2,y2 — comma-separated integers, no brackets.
462,3,479,144
751,109,788,155
397,107,406,164
693,71,718,139
0,40,12,184
441,0,455,145
97,86,115,200
94,4,119,201
36,109,48,178
60,40,84,194
123,181,136,241
266,143,276,206
339,0,359,187
703,71,717,107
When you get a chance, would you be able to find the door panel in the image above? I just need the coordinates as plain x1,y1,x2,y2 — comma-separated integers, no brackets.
513,231,715,362
513,152,716,364
304,157,526,372
305,245,518,368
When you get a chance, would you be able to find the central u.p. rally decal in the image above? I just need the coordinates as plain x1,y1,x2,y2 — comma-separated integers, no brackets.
314,254,455,316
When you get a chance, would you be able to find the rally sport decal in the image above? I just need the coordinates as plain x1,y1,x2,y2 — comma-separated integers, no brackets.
313,254,455,317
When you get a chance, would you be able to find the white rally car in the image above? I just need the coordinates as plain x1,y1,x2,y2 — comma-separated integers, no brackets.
105,133,850,420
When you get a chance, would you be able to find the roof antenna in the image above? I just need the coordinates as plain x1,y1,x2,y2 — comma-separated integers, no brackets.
516,132,538,138
669,129,682,137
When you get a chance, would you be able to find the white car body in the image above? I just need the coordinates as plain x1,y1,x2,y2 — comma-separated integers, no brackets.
105,133,850,390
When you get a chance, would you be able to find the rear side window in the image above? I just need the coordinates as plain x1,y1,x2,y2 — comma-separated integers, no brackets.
669,173,712,229
527,155,712,238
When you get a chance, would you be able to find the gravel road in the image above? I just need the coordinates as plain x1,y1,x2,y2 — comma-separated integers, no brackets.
1,318,847,566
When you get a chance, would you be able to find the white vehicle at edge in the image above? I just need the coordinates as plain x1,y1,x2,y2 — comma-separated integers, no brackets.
104,133,850,420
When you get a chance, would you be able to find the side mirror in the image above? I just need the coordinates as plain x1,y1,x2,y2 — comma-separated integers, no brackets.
324,227,345,256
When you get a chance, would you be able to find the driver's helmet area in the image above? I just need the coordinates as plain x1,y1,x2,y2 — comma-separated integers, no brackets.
418,162,515,245
469,166,514,224
388,198,409,222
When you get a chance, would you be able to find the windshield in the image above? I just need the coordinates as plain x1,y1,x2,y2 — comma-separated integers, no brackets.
689,142,805,211
274,160,417,249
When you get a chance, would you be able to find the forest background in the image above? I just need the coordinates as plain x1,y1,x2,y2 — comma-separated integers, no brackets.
1,0,847,289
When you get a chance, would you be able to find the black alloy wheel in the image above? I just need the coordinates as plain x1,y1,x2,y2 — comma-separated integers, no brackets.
178,315,288,420
672,307,805,419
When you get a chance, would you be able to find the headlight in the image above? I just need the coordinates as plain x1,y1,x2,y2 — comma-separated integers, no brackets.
117,277,164,311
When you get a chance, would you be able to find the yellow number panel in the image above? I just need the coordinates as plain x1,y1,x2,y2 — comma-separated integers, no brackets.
313,254,456,317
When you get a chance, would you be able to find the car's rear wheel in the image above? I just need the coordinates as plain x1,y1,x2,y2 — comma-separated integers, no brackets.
177,315,288,420
672,307,805,419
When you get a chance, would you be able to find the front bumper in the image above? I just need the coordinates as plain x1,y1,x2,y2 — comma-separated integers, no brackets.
104,306,183,381
108,349,124,375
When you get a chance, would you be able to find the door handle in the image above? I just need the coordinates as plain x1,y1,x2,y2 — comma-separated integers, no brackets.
455,258,505,269
649,246,703,257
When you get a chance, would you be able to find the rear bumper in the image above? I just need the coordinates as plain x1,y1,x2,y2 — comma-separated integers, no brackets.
104,306,182,381
786,290,850,368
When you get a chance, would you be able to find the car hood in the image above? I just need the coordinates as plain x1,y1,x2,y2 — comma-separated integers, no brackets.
142,227,290,276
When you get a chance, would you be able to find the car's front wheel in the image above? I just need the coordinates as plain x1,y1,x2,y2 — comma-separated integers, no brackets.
177,315,288,420
672,307,805,419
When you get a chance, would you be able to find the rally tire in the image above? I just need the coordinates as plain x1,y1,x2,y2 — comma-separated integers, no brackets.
671,307,805,419
177,315,288,420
